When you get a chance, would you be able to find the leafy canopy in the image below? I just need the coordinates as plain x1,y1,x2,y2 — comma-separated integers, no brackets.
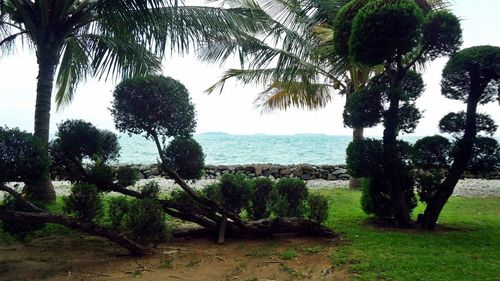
111,75,196,140
441,45,500,103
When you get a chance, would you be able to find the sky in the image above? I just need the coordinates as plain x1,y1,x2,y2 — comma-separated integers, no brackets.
0,0,499,137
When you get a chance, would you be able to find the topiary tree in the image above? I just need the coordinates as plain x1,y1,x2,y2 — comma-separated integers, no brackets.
340,0,462,226
273,178,309,217
111,75,204,181
347,138,417,219
50,120,124,188
416,46,500,230
247,177,274,220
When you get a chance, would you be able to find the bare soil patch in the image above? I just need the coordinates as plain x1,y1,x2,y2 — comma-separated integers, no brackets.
0,234,348,281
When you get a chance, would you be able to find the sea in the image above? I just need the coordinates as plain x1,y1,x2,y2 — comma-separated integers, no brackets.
117,133,431,165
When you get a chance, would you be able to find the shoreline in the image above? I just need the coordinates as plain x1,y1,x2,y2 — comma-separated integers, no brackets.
5,178,500,198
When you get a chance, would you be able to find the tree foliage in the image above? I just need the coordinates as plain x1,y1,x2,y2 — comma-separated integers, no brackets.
0,127,49,183
349,0,423,66
50,120,121,183
162,136,205,180
439,112,498,136
441,45,500,103
111,75,196,139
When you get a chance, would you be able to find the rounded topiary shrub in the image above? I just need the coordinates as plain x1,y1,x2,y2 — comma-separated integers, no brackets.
163,136,205,180
219,173,251,213
202,183,223,205
111,75,196,139
347,138,417,218
465,137,500,174
123,197,168,246
343,87,383,129
248,177,274,220
349,0,423,66
118,181,168,245
274,177,308,217
0,127,49,183
63,183,103,224
411,135,451,169
307,193,329,224
346,138,383,178
115,166,140,187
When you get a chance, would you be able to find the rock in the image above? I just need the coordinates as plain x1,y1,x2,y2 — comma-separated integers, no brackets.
292,169,303,177
280,169,292,176
302,173,312,180
301,164,315,173
338,174,351,180
255,165,263,176
327,174,337,180
332,169,348,175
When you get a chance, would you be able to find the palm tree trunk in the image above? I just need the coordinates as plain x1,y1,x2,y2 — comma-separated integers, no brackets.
349,127,364,189
23,53,57,202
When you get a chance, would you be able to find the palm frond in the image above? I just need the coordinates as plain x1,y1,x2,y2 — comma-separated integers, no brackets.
55,36,92,109
257,80,333,112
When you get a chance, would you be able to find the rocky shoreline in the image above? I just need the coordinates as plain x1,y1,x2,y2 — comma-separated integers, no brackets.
120,163,500,181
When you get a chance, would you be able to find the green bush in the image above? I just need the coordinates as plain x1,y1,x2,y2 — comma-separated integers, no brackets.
361,169,417,219
346,138,383,178
107,196,129,228
274,178,308,217
415,172,443,203
411,135,451,169
306,194,329,224
465,137,500,174
0,195,46,240
267,189,290,219
0,127,50,183
115,166,140,187
219,173,251,213
123,197,168,246
63,183,103,223
343,87,383,129
347,139,417,218
140,181,161,198
50,120,119,182
247,178,274,220
87,161,115,191
202,183,223,205
163,136,205,180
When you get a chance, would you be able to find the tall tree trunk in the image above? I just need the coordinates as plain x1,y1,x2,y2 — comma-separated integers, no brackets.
349,127,364,189
23,53,58,202
420,91,480,230
383,77,411,227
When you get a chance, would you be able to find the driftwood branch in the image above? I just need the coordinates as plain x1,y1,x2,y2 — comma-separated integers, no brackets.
0,185,151,256
0,209,151,256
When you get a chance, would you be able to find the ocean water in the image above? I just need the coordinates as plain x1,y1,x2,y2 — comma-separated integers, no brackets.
117,133,426,165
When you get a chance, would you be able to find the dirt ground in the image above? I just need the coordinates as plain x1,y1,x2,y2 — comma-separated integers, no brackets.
0,234,349,281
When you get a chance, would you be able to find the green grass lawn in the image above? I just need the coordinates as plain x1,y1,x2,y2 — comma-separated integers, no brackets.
1,189,499,280
318,189,500,281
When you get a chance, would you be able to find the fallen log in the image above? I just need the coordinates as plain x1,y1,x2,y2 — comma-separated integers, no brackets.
172,217,338,239
0,208,152,256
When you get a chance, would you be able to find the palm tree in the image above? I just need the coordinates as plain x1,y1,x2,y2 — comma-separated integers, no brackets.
200,0,450,188
199,0,371,188
0,0,266,201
